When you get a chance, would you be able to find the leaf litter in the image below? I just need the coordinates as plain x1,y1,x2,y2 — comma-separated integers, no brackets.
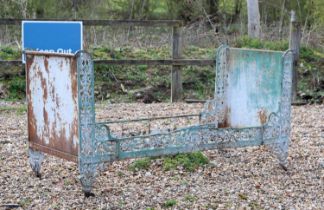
0,102,323,209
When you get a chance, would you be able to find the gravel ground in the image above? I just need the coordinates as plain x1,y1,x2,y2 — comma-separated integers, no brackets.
0,103,323,209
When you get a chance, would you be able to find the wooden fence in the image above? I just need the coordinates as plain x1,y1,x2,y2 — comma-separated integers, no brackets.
0,19,215,102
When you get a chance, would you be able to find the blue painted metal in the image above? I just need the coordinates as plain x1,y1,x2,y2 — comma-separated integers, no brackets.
26,45,293,195
22,21,82,54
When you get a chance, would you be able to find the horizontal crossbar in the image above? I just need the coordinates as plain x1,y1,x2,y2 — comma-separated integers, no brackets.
94,59,215,66
0,59,215,66
0,19,183,26
96,113,200,125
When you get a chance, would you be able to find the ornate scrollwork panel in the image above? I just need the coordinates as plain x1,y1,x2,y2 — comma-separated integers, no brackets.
119,125,263,154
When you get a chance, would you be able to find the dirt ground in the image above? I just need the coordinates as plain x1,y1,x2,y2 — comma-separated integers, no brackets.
0,102,323,209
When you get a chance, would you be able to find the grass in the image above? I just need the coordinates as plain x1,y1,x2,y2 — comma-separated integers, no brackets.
234,35,288,51
5,77,26,100
128,152,209,172
128,157,152,172
0,105,27,114
163,199,177,208
18,198,32,209
162,152,209,172
238,193,248,200
0,47,20,60
184,194,197,202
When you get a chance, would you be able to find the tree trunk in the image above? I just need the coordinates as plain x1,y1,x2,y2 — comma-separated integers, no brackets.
246,0,261,38
278,0,286,39
209,0,218,15
232,0,242,23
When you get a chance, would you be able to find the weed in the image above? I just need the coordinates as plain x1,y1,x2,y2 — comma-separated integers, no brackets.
117,171,124,177
18,198,32,209
0,47,20,60
184,194,197,202
163,199,177,208
238,193,248,200
0,105,27,114
248,200,263,210
234,36,288,51
128,157,152,172
64,178,72,186
5,77,26,100
162,152,209,172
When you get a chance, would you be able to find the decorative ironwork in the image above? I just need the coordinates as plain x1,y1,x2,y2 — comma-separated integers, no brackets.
215,45,229,127
268,51,293,169
29,148,44,177
200,99,217,124
74,46,293,194
118,125,264,154
76,51,98,194
26,45,293,196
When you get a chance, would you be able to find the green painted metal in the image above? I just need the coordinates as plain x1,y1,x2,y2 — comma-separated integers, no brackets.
74,45,293,194
226,48,283,128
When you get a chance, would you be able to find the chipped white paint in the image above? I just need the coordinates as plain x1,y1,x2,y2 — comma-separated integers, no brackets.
28,54,78,147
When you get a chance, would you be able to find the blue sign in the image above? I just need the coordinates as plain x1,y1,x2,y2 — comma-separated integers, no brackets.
22,21,83,61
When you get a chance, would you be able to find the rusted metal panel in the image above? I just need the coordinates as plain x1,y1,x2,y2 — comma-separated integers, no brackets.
26,51,78,162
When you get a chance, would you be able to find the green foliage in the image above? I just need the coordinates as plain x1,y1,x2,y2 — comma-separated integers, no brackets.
162,152,209,172
5,77,26,100
184,194,197,202
234,36,288,51
18,198,32,209
0,47,20,60
163,199,177,208
0,105,27,114
128,157,152,172
92,46,215,102
183,65,215,100
0,44,322,103
183,46,215,58
298,47,324,103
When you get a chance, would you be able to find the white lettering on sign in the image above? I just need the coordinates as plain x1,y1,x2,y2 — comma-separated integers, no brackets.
36,48,73,54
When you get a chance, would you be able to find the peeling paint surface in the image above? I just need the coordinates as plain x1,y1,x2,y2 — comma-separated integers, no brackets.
26,52,78,161
24,48,292,194
226,49,283,128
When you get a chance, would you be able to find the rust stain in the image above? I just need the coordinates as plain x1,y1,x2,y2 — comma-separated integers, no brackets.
26,53,79,162
70,58,78,101
44,56,49,73
26,55,34,74
36,67,48,100
43,107,49,127
29,142,77,162
258,109,268,125
218,106,231,128
51,86,55,99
